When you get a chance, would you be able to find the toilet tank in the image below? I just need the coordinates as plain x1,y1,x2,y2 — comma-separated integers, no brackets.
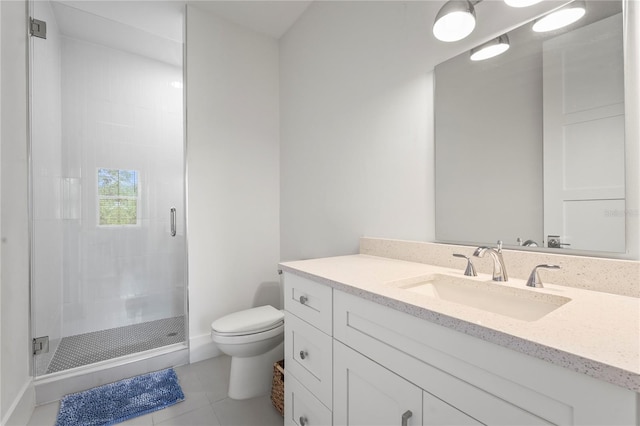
252,280,283,310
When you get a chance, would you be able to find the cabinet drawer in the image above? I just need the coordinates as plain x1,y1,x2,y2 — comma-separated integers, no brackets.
284,272,332,335
285,374,332,426
423,391,481,426
285,312,333,408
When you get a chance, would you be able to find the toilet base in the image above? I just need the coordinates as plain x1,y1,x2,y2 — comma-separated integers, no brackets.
227,341,284,400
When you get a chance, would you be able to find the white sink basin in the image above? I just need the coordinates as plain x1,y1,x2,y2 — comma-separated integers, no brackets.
389,274,571,322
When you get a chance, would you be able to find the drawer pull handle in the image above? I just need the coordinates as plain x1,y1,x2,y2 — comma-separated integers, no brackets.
299,295,308,305
299,415,307,426
401,410,412,426
299,350,308,360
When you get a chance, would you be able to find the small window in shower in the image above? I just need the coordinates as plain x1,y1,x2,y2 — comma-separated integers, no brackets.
98,168,139,226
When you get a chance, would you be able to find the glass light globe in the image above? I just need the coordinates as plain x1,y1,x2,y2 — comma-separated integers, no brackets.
533,3,586,32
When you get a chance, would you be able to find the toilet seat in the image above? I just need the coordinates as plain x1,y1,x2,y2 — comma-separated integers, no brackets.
211,305,284,336
212,321,283,337
211,322,284,345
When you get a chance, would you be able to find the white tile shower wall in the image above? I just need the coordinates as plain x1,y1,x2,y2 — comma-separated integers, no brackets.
60,36,185,336
31,0,63,344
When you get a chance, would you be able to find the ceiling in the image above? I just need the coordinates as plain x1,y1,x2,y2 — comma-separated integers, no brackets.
53,1,312,42
49,0,310,67
51,1,184,66
54,1,186,42
190,1,313,39
47,0,577,69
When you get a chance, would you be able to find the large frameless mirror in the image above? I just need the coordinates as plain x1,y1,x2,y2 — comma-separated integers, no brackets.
434,0,636,258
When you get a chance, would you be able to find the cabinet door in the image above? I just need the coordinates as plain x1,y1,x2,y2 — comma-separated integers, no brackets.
423,391,481,426
334,341,421,426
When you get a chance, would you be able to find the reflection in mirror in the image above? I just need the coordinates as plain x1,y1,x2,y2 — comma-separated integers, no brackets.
434,0,627,256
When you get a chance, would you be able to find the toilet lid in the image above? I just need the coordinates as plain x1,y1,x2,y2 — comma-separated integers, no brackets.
211,305,284,335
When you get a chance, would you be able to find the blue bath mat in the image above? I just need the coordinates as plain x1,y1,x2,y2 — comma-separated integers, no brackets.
55,368,184,426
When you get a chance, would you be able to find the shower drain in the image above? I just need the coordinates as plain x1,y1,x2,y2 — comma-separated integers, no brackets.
167,332,178,337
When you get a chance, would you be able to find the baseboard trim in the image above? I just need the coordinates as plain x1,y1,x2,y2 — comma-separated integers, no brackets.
1,379,35,426
189,333,221,363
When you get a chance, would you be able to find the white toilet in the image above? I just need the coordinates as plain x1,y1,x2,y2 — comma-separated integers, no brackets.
210,305,285,400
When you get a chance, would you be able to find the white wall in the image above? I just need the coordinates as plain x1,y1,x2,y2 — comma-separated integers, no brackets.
0,0,3,415
0,0,7,412
0,1,3,420
186,5,281,361
279,1,436,261
1,1,33,424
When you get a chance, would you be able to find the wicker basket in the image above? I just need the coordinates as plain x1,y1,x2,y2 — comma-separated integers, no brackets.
271,359,285,416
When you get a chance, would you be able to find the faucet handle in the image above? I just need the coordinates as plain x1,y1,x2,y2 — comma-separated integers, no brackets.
472,246,487,257
453,254,477,276
526,264,561,288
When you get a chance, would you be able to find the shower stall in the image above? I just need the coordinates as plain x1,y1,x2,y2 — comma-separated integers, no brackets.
29,0,188,379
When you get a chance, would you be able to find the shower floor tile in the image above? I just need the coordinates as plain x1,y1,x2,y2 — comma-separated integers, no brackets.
44,316,185,374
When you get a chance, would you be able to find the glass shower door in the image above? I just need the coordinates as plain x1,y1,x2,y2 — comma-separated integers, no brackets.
30,0,187,376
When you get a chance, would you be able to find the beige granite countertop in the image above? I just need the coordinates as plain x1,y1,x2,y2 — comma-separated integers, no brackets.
280,254,640,393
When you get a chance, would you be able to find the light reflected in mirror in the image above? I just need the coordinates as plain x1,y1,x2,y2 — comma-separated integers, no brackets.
435,0,626,255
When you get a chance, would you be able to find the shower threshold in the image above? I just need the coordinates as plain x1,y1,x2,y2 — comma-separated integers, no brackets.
39,316,186,375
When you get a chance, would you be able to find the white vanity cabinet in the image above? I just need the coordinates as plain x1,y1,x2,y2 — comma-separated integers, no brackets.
283,272,333,426
333,290,637,426
282,271,638,426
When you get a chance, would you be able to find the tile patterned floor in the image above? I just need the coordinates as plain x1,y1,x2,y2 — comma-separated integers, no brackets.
27,355,284,426
44,316,186,374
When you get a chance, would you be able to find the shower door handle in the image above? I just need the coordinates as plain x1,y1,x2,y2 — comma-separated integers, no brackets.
170,207,177,237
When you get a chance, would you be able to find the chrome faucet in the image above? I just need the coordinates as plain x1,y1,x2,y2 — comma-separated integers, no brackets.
526,264,561,288
452,253,477,276
473,240,508,282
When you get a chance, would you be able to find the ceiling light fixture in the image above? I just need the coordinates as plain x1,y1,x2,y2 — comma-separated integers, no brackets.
470,34,510,61
532,0,587,33
504,0,543,7
433,0,480,42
